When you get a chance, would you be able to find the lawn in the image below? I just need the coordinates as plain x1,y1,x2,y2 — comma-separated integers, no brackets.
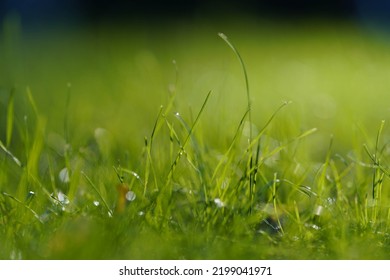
1,16,390,259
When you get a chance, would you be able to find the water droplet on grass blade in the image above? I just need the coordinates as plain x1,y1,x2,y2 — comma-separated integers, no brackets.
326,197,336,206
313,205,324,216
214,198,225,208
93,201,100,207
304,223,321,231
25,191,35,205
116,183,135,213
130,171,140,180
311,224,321,230
59,167,70,183
125,191,136,202
58,191,69,205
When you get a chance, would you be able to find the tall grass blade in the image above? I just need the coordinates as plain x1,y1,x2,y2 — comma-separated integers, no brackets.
219,32,252,143
219,32,254,212
143,106,164,195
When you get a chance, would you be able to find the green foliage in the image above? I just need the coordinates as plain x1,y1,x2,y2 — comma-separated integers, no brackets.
1,19,390,259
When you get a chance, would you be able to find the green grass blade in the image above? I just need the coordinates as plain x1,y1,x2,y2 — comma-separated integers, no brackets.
219,32,252,142
81,171,113,217
247,101,291,153
1,192,43,224
375,120,385,162
211,109,249,182
26,87,39,117
219,32,255,212
167,90,212,180
0,139,22,167
272,173,284,235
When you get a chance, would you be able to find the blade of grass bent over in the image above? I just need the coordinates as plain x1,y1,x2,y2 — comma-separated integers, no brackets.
219,32,254,212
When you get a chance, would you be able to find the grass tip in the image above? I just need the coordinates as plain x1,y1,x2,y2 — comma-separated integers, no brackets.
218,32,227,40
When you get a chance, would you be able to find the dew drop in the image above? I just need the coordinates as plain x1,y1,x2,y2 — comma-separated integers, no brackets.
125,191,136,202
313,205,323,216
311,224,321,230
214,198,225,208
59,167,70,183
57,191,70,205
131,172,140,180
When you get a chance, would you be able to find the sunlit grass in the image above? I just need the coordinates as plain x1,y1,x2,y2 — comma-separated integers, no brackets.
1,18,390,259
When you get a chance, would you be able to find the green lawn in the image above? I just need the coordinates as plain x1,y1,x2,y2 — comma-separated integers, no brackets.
1,17,390,259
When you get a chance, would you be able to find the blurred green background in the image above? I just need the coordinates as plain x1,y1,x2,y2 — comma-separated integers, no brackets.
2,1,390,147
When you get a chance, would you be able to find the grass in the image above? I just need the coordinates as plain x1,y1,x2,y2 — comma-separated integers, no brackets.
1,17,390,259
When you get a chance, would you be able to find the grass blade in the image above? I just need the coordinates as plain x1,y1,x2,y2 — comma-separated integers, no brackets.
0,139,22,167
1,192,43,224
81,171,113,217
167,90,212,179
26,87,39,117
218,32,252,142
219,32,254,212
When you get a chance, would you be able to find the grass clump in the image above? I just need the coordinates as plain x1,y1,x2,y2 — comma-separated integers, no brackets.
1,20,390,259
